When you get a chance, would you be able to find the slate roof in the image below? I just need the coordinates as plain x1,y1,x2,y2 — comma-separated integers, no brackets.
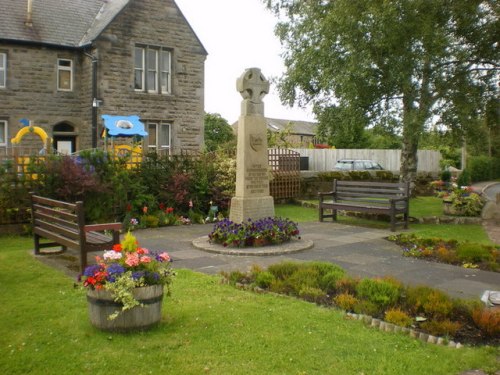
0,0,206,52
266,118,317,136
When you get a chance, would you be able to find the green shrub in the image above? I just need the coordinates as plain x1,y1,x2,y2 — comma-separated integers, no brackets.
333,293,358,311
420,319,461,337
440,170,452,183
384,308,413,327
456,169,471,186
309,261,345,278
353,300,381,316
468,156,493,182
349,171,371,180
140,214,159,228
405,285,435,314
456,243,493,263
356,278,401,309
254,271,275,289
375,170,396,181
319,268,347,293
335,276,359,295
422,290,453,320
298,286,328,304
285,267,321,295
472,307,500,337
268,262,301,280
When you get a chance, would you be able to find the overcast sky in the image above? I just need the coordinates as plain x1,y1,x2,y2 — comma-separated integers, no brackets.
175,0,315,124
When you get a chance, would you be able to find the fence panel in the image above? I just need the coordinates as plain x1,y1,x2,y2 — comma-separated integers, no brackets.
292,149,441,173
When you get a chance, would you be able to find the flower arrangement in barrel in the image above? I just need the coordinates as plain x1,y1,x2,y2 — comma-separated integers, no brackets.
80,232,173,318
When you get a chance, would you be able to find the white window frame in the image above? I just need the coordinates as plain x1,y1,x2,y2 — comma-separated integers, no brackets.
147,122,171,152
0,53,6,88
0,120,7,146
134,47,145,91
57,58,73,91
160,50,171,94
134,45,171,94
147,49,158,93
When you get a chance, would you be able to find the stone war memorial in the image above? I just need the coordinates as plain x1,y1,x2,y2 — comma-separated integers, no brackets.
229,68,275,223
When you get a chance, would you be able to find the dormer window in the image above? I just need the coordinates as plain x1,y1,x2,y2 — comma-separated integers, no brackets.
57,59,73,91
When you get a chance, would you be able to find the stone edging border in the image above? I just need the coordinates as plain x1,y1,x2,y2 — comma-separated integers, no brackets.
192,236,314,256
345,312,463,348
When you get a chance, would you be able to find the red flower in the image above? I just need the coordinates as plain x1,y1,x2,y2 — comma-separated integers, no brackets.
166,207,174,214
126,203,132,212
112,244,122,252
143,206,148,214
159,203,165,210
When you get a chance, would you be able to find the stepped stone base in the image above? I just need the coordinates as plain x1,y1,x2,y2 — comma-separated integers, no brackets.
229,196,275,223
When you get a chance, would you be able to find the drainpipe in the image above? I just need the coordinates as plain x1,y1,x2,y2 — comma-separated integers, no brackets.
85,51,99,149
91,57,98,149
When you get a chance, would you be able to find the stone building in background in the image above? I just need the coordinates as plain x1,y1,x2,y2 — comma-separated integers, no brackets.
0,0,207,155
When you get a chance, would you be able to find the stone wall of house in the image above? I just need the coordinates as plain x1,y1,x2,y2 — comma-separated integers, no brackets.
0,44,91,151
94,0,207,153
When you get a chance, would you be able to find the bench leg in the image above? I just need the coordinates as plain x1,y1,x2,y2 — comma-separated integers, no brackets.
332,209,337,222
319,206,324,222
34,233,41,255
404,212,409,229
390,215,396,232
80,249,87,273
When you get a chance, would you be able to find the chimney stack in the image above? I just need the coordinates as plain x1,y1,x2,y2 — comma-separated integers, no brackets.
25,0,33,27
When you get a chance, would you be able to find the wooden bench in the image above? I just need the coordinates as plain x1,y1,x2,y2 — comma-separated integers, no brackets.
30,194,122,272
318,180,410,231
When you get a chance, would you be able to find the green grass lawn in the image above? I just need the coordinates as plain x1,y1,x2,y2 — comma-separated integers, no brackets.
276,201,494,244
0,236,499,375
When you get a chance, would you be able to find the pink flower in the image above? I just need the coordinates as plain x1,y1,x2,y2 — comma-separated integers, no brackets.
140,256,152,263
158,252,170,262
137,247,149,255
125,253,140,267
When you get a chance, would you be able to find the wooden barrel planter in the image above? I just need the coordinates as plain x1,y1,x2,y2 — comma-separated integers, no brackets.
87,285,164,332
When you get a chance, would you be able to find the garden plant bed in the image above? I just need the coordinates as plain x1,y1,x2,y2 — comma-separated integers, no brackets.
222,261,499,347
388,234,500,273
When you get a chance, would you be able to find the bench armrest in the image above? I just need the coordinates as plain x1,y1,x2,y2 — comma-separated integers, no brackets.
390,197,409,203
84,223,122,232
318,191,334,202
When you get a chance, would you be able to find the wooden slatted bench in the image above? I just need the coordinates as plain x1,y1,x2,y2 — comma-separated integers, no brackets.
318,180,410,232
30,194,122,272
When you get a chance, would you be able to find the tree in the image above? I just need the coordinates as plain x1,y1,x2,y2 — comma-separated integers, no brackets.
203,113,235,152
263,0,499,183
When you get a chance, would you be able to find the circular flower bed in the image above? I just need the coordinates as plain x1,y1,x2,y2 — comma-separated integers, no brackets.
208,217,300,248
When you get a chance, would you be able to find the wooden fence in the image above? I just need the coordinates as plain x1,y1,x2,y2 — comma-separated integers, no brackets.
292,149,441,173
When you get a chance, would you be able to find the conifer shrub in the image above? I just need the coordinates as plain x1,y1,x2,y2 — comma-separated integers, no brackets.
254,271,275,289
384,308,413,327
355,278,401,310
456,243,493,263
420,319,462,337
298,286,328,304
333,293,358,311
472,307,500,337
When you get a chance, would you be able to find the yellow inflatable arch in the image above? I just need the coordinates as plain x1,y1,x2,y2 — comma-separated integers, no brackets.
11,125,51,145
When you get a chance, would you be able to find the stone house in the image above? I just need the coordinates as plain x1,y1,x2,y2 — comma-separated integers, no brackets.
0,0,207,155
232,117,318,148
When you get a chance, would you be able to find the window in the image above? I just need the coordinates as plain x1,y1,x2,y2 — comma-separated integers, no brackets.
147,122,171,152
57,59,73,91
0,53,6,88
0,120,7,146
135,46,171,94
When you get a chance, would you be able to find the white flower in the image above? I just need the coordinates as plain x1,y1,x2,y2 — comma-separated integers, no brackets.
103,250,123,260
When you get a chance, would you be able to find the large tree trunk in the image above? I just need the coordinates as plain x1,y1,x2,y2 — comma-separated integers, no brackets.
400,98,424,194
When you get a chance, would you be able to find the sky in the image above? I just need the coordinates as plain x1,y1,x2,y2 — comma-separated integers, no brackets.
174,0,315,124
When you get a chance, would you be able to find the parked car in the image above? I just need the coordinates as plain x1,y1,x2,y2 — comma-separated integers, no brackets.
334,159,384,171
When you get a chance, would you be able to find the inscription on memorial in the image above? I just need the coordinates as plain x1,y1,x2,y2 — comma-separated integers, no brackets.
245,164,268,194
